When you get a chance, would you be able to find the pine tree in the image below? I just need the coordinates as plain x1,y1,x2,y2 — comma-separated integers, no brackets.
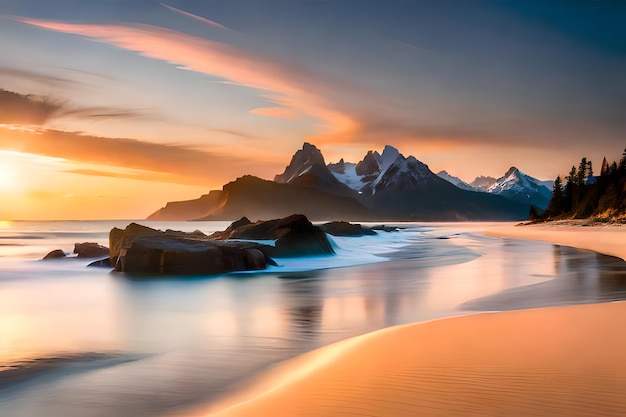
601,157,608,176
620,148,626,171
587,160,593,178
610,161,618,175
564,166,577,213
576,157,587,186
546,175,565,216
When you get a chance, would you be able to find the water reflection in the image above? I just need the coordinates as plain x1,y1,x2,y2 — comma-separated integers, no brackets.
279,272,324,344
462,244,626,310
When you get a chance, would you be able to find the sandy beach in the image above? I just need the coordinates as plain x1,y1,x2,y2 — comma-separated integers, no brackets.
486,221,626,261
188,223,626,417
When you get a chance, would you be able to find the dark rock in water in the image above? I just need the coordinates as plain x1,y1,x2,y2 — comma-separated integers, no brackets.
110,223,276,275
74,242,109,258
121,234,268,275
210,214,335,257
371,225,400,232
320,221,376,236
109,223,161,267
43,249,66,260
110,214,333,275
87,258,112,268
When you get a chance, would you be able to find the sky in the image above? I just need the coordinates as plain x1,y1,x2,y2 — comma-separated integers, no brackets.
0,0,624,220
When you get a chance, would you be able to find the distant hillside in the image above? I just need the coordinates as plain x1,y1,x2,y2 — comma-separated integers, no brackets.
150,175,376,221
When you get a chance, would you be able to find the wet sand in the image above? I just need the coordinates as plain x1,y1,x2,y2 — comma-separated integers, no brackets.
190,223,626,417
201,301,626,417
486,221,626,261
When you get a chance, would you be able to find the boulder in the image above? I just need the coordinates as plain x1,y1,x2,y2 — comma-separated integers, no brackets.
109,223,161,268
110,223,276,275
109,214,334,275
42,249,66,260
119,234,268,275
320,221,376,236
210,214,335,257
74,242,110,258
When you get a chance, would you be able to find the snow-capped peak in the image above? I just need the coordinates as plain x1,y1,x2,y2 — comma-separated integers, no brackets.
487,166,552,209
436,170,477,191
376,145,402,172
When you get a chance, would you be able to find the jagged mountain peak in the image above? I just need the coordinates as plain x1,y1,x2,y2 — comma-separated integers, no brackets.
505,166,519,177
377,145,402,171
275,142,326,183
471,175,497,190
436,170,477,191
487,167,552,209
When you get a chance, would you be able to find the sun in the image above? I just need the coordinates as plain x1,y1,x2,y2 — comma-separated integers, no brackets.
0,152,19,191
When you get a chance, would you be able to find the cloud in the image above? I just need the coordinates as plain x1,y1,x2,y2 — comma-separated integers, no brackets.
0,67,76,87
0,89,63,125
160,3,231,31
14,17,363,143
65,168,193,185
0,88,154,126
250,106,300,120
0,126,279,186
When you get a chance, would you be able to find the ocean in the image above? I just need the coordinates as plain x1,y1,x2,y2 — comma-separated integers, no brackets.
1,220,625,417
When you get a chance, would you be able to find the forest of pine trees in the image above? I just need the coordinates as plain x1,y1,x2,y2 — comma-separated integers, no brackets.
539,148,626,221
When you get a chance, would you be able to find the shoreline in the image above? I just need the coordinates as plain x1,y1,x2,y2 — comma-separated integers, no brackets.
484,221,626,261
176,221,626,417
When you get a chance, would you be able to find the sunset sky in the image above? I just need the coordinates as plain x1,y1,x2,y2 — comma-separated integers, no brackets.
0,0,624,220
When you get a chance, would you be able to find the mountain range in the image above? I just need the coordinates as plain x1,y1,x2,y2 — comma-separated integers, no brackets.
436,167,552,210
149,143,549,221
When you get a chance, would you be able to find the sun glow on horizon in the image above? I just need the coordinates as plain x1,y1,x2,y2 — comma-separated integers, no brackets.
0,151,20,191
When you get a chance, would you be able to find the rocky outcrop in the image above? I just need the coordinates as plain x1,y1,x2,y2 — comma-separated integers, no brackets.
109,215,334,275
110,223,273,275
210,214,335,257
74,242,109,258
42,249,66,260
355,151,380,177
319,221,376,237
120,235,267,275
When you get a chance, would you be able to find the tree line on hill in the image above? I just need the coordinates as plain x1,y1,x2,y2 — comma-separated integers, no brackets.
536,148,626,221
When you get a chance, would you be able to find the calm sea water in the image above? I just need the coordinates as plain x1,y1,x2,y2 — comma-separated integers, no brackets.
1,220,625,417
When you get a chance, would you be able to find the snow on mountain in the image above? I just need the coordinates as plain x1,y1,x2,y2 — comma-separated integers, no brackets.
328,145,445,197
370,155,434,194
376,145,401,172
436,171,478,191
328,161,363,192
275,142,355,196
487,167,552,209
470,175,497,190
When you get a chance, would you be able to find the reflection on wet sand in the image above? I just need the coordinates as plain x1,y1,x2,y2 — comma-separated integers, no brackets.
462,244,626,310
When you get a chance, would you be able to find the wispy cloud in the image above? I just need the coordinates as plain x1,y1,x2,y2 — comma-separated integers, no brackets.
0,89,63,125
0,88,154,126
0,67,76,87
14,17,363,143
0,126,279,186
160,3,231,31
250,106,299,120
